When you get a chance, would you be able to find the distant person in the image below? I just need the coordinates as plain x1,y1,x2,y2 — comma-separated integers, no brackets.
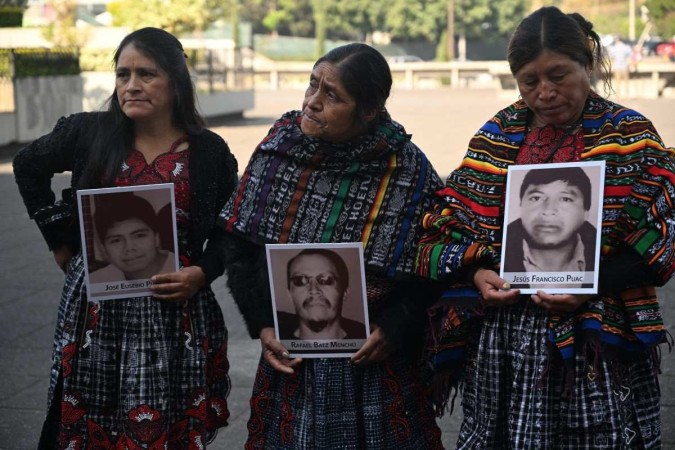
220,43,444,447
278,248,366,340
13,27,237,447
89,192,175,283
416,6,674,448
503,166,597,287
607,35,633,97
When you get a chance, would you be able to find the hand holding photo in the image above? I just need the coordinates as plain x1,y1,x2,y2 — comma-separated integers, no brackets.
500,161,605,294
266,243,370,358
77,184,179,301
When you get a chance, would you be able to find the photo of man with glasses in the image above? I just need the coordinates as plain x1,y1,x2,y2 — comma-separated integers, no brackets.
277,248,366,341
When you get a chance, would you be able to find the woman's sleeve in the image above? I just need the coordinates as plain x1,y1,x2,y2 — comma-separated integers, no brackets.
414,158,504,282
222,234,275,339
194,139,239,284
607,121,675,285
12,114,80,250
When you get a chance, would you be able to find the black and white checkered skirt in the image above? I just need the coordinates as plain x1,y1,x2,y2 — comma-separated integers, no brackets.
45,254,231,447
456,299,660,449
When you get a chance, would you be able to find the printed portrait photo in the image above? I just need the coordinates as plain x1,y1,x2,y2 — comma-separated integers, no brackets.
77,184,178,301
266,242,370,358
500,161,605,294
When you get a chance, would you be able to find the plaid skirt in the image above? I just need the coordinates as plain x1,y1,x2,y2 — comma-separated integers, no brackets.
246,355,443,449
457,299,661,449
44,253,231,448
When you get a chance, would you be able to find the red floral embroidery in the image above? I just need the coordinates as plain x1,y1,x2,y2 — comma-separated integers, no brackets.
185,389,229,428
188,430,206,450
167,419,188,448
154,152,184,181
125,404,164,444
61,391,86,425
517,124,584,164
86,419,116,448
186,390,209,422
59,433,83,450
123,150,149,180
383,361,411,441
203,338,229,383
61,343,77,378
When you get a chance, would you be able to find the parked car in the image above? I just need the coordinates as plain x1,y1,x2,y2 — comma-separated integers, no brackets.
655,40,675,61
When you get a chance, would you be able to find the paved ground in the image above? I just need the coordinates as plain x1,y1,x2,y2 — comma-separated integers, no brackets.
0,88,673,448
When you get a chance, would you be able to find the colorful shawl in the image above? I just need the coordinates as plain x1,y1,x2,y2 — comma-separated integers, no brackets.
415,92,675,409
219,110,443,278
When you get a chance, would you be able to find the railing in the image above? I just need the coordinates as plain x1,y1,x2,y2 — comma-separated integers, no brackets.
252,59,675,97
252,60,510,90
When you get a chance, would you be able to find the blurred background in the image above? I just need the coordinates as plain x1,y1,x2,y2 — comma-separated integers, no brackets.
0,0,674,148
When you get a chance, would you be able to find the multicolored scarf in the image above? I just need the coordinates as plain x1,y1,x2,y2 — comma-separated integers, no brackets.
219,110,442,279
415,92,675,411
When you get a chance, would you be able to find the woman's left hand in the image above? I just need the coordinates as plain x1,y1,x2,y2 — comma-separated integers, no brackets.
351,325,391,365
530,291,594,313
150,266,206,302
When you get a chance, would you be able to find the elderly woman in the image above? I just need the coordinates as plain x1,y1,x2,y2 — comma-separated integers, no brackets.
14,28,237,447
219,43,444,448
416,6,675,449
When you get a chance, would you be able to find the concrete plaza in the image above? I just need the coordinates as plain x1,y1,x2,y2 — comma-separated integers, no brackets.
0,88,673,448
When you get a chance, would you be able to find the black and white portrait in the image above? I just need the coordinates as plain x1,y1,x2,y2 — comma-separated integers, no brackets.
500,161,605,294
78,184,178,301
266,243,370,358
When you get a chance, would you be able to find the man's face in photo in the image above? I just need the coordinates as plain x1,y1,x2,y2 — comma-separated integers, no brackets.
102,218,160,276
520,180,588,248
288,253,347,327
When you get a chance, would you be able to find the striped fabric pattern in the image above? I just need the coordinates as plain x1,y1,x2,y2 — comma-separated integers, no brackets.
219,110,443,279
415,93,675,392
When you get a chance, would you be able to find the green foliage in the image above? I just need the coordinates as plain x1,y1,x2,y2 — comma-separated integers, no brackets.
79,48,114,72
645,0,675,38
436,29,448,61
0,6,24,27
0,49,11,77
12,48,80,78
108,0,210,33
310,0,327,58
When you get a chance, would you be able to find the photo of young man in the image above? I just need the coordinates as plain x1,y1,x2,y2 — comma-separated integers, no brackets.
89,192,175,283
78,184,178,300
501,162,604,293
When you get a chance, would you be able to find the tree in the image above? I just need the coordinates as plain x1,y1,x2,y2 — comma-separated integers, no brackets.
108,0,211,34
0,0,28,27
645,0,675,38
310,0,328,59
43,0,85,46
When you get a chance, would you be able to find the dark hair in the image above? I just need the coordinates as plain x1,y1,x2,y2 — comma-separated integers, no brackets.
507,6,610,94
94,192,158,242
79,27,204,188
519,166,592,210
286,249,349,293
315,43,392,123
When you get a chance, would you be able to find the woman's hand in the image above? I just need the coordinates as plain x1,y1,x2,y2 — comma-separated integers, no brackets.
150,266,206,302
530,291,594,313
259,327,302,374
53,246,74,273
473,268,521,306
351,325,391,365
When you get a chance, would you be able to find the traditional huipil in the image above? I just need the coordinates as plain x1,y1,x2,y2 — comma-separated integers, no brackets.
219,111,445,449
415,92,675,448
13,112,236,448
